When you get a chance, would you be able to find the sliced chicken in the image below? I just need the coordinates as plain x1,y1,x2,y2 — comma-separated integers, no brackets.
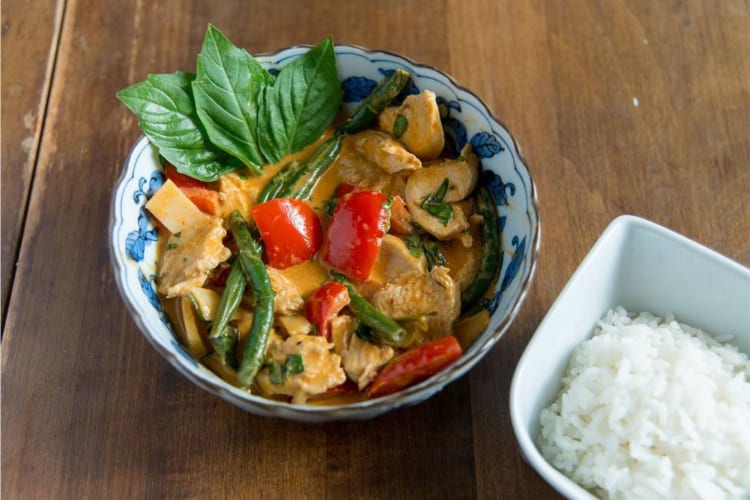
266,267,305,315
352,130,422,174
256,332,346,404
330,315,394,390
217,172,259,221
371,266,460,338
404,144,479,205
378,90,445,160
358,234,427,299
374,234,427,280
407,201,472,245
333,139,391,192
157,217,231,298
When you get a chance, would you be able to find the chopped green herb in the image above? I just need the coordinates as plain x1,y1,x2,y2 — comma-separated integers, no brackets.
406,233,423,257
167,242,178,250
173,232,182,238
268,354,306,385
421,178,453,225
284,354,304,375
269,363,285,385
354,321,377,343
382,196,394,233
323,197,339,216
422,239,447,269
393,114,408,138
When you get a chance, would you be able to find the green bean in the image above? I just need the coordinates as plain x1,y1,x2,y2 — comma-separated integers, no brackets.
290,136,342,201
228,211,275,389
461,186,501,312
336,69,411,135
332,274,407,346
208,260,245,368
257,160,302,204
210,325,239,369
255,70,409,205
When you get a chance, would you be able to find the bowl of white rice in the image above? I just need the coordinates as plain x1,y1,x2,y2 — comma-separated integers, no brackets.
510,215,750,499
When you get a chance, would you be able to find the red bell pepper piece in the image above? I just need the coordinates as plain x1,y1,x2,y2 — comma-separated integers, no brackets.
252,198,323,269
334,182,358,198
322,190,389,281
164,162,221,215
367,335,463,398
164,162,209,189
388,194,413,235
306,282,350,339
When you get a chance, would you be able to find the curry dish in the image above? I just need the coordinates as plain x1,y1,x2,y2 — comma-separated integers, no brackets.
144,71,497,404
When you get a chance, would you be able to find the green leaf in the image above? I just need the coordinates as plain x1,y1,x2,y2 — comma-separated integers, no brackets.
421,178,454,225
192,25,272,174
405,233,423,257
284,354,304,375
117,72,238,181
393,114,408,138
258,37,343,164
269,363,284,385
422,239,447,269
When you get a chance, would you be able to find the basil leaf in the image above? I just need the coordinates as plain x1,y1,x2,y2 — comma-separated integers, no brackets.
393,114,408,138
406,234,423,257
284,354,304,375
269,363,284,385
354,321,377,343
117,72,238,181
422,239,447,269
258,37,343,163
421,178,454,225
192,25,272,174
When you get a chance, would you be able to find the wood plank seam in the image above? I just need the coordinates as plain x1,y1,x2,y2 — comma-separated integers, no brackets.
1,0,68,332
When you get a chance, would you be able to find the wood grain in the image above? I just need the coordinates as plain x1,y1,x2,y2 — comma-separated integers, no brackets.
2,0,748,498
0,0,63,322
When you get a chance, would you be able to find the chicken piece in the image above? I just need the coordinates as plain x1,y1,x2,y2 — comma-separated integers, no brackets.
352,130,422,174
404,144,479,205
357,235,428,299
266,267,305,315
157,217,231,298
378,90,445,160
217,172,259,221
371,266,460,338
256,332,346,404
372,235,427,281
407,201,472,245
333,141,390,192
330,315,394,390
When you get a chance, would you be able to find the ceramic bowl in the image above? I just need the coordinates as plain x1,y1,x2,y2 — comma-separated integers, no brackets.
110,44,540,422
509,215,750,498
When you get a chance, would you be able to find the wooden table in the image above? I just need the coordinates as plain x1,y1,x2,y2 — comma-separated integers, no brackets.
3,1,748,497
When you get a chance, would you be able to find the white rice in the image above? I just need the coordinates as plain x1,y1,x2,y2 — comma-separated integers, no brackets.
538,307,750,500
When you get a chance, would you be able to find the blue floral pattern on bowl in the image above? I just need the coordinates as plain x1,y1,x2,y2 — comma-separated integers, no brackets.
110,45,540,422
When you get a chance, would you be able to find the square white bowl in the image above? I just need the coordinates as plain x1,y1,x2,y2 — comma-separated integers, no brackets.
509,214,750,499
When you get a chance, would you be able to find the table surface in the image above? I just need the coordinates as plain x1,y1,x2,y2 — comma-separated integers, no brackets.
2,0,748,497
